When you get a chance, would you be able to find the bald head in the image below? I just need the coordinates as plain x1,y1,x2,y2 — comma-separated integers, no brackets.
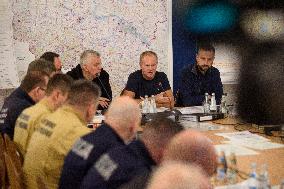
147,161,212,189
164,130,217,176
105,96,141,142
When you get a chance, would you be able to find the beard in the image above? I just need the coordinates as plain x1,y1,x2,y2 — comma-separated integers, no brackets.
197,65,210,72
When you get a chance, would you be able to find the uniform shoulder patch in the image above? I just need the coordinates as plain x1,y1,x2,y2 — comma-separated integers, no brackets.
95,154,118,181
71,138,94,160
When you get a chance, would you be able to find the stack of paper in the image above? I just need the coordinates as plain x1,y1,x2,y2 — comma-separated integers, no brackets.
215,131,284,151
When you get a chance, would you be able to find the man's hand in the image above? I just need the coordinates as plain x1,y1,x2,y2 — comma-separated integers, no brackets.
99,97,110,108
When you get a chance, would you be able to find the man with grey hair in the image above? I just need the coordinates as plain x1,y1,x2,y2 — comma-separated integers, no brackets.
147,161,212,189
67,50,112,110
59,96,141,189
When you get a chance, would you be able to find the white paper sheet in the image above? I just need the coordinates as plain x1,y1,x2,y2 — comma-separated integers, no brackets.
215,144,259,156
224,140,284,150
178,106,204,114
215,131,270,142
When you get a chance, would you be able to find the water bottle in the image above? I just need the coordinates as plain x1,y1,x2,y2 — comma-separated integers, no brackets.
203,93,210,113
280,179,284,189
227,152,238,184
150,95,157,113
142,95,149,113
248,163,258,189
259,164,270,189
210,93,217,112
221,94,228,115
216,151,227,184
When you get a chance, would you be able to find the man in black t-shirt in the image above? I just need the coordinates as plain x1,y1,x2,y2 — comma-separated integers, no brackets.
123,51,174,108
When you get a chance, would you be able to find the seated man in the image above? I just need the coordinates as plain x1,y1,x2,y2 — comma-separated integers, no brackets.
119,130,217,189
80,115,183,189
0,69,50,139
40,51,63,73
13,74,73,157
147,161,212,189
23,80,101,189
59,96,141,189
123,51,174,108
178,43,223,106
67,50,112,110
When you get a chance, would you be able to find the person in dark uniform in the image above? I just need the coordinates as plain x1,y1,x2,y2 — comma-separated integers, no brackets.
178,43,223,106
40,51,62,73
59,96,141,189
123,51,174,108
67,50,112,110
0,70,49,139
80,116,184,189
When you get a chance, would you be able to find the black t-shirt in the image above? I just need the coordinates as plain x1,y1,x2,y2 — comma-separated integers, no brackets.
125,70,171,99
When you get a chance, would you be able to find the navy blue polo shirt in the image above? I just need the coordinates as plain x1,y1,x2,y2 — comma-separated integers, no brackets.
0,87,35,139
59,123,125,189
179,63,223,106
125,70,171,98
80,140,156,189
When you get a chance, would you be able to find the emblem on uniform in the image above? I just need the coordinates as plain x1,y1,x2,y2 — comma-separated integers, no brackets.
71,138,94,160
95,154,118,181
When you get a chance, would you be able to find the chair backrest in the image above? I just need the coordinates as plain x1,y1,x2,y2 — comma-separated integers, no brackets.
3,134,23,168
0,135,7,188
4,152,24,189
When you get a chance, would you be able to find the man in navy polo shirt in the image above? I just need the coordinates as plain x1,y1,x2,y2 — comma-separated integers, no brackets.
59,96,141,189
123,51,174,108
178,43,223,106
80,116,184,189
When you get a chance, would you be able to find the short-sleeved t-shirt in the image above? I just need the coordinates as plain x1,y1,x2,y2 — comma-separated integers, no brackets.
125,70,171,99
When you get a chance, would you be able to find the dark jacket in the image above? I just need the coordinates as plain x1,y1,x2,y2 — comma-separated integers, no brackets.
0,87,35,139
179,63,223,106
59,124,125,189
67,65,112,110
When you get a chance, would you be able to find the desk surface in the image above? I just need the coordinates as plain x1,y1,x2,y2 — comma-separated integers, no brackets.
139,116,284,186
204,118,284,186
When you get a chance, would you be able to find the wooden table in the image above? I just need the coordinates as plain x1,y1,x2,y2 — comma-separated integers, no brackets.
205,117,284,186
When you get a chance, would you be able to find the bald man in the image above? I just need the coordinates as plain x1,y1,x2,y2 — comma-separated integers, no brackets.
164,130,217,176
119,130,216,189
59,96,141,189
147,161,212,189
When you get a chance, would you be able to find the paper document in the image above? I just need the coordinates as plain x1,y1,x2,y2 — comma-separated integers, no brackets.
178,106,204,114
215,131,269,142
181,121,224,131
224,140,284,150
215,144,259,156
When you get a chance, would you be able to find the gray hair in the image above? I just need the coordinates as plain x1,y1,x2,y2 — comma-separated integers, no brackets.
80,50,100,65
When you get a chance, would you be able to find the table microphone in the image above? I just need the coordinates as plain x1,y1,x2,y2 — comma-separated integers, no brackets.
96,73,111,100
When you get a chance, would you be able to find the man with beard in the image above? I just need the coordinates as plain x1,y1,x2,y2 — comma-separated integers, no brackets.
178,43,223,106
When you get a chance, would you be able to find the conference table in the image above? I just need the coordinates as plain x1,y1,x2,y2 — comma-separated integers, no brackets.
205,118,284,187
92,106,284,187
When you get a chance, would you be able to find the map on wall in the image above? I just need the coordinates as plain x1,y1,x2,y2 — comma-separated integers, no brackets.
1,0,170,95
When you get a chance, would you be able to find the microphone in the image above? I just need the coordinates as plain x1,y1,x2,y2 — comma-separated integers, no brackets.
96,73,111,100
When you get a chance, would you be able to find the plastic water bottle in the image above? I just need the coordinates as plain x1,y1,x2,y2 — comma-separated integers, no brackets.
280,179,284,189
248,163,258,189
221,94,228,115
259,164,270,189
203,93,210,113
210,93,217,112
142,95,149,113
149,95,157,113
227,152,238,184
216,151,227,184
